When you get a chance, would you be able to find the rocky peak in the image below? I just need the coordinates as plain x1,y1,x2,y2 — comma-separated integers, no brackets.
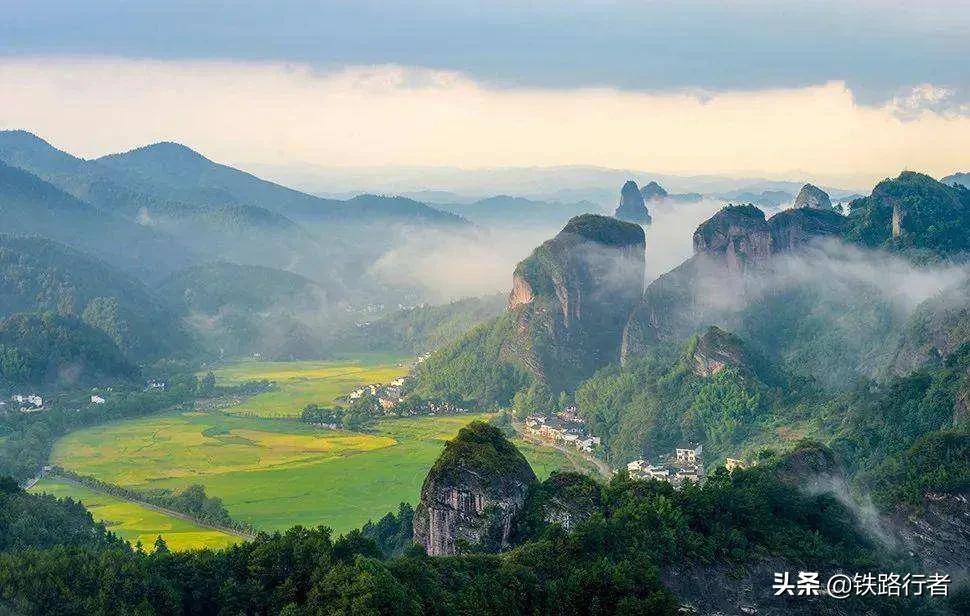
767,207,846,252
692,204,771,272
413,422,537,556
614,180,652,225
686,326,752,378
507,214,645,391
792,183,832,210
640,180,669,202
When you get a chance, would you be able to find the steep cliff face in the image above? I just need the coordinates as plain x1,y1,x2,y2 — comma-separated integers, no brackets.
622,203,859,367
845,171,970,254
692,205,772,273
413,422,537,556
891,492,970,573
508,214,645,391
888,279,970,376
768,207,846,252
613,180,652,225
792,183,832,210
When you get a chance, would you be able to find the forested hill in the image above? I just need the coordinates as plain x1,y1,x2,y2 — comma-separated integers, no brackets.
0,235,196,361
0,160,196,279
845,171,970,256
333,294,507,354
94,141,467,226
156,262,333,360
0,312,139,388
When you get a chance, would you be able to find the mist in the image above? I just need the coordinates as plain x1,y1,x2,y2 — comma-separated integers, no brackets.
368,225,557,303
642,199,728,281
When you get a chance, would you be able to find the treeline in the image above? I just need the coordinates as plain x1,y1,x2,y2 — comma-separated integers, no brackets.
299,402,370,431
0,455,951,615
49,468,254,535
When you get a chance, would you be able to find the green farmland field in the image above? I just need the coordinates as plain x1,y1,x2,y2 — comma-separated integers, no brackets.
50,410,582,534
30,478,240,552
206,355,410,418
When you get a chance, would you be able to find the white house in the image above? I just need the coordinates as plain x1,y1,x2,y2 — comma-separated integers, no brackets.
675,443,703,465
627,459,648,473
91,395,106,405
13,394,43,409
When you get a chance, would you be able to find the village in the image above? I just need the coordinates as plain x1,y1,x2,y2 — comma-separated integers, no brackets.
519,404,756,488
523,407,602,455
0,378,170,416
626,445,752,487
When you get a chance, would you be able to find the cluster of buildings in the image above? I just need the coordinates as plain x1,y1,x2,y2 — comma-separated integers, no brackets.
2,393,45,414
524,407,602,454
626,443,706,486
347,376,409,410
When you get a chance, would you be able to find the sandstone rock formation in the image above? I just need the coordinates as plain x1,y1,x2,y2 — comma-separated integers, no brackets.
687,326,752,378
507,214,645,392
613,180,652,225
621,203,854,365
692,204,772,273
413,422,537,556
768,207,846,252
640,180,668,202
891,491,970,573
792,183,832,209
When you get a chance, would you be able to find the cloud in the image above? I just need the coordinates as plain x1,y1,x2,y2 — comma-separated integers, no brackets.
1,57,969,187
888,84,970,121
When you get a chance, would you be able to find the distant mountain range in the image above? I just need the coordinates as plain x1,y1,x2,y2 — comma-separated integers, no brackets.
942,172,969,188
0,130,470,296
250,161,865,206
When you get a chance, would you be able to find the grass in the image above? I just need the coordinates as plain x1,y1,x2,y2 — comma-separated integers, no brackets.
30,478,240,552
205,354,411,418
51,411,583,535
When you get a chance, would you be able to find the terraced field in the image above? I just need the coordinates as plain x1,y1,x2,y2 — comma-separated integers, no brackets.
207,355,410,418
30,478,240,551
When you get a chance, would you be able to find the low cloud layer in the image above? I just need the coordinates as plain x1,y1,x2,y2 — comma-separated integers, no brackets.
1,57,969,188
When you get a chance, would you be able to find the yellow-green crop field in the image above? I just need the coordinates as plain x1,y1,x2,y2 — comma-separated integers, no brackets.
205,354,410,418
48,358,587,538
30,478,240,551
50,410,579,534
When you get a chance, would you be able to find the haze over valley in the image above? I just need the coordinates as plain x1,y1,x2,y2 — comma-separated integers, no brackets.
1,2,968,614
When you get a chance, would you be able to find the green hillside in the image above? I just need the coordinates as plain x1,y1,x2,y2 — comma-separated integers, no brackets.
0,235,196,361
0,312,138,388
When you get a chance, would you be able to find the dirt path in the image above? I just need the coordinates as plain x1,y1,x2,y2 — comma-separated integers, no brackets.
512,421,612,480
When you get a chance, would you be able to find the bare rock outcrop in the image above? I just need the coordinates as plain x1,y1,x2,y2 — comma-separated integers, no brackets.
614,180,652,225
768,207,846,252
792,183,832,209
687,326,753,378
891,491,970,573
413,422,537,556
692,204,772,273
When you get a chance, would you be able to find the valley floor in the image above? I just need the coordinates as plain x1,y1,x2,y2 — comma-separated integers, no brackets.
33,359,583,550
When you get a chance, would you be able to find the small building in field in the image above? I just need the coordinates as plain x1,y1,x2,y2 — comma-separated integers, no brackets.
91,395,106,405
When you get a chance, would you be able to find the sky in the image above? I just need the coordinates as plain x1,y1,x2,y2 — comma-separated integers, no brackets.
2,1,968,189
